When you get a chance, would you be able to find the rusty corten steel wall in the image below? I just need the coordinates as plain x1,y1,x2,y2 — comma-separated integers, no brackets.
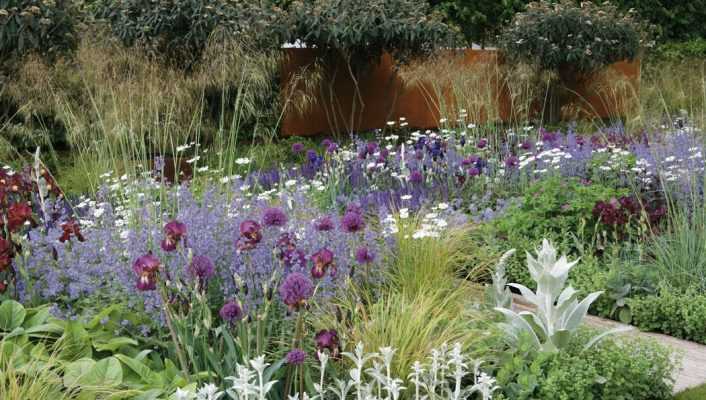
280,49,640,137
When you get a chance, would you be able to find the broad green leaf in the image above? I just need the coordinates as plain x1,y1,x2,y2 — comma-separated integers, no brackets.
64,358,96,388
0,300,26,331
93,337,138,353
23,306,50,328
57,320,93,361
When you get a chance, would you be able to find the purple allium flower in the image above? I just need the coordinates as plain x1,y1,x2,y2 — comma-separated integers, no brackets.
291,142,305,153
237,220,262,251
477,138,488,149
311,248,335,279
219,299,244,323
355,246,375,264
321,138,332,148
161,220,187,252
326,142,338,153
279,272,314,310
262,207,288,227
409,170,423,184
366,142,378,155
504,156,519,169
314,329,340,357
286,348,307,365
188,255,215,281
468,167,480,177
133,253,160,291
314,216,335,231
341,211,365,233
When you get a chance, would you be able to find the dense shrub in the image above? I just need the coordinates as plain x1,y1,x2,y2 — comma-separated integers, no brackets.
0,0,77,65
95,0,284,69
613,0,706,42
428,0,525,47
498,0,647,74
653,39,706,60
285,0,456,72
495,330,674,400
492,177,628,285
629,286,706,344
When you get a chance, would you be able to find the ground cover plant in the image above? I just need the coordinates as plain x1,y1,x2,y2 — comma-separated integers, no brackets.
3,0,706,399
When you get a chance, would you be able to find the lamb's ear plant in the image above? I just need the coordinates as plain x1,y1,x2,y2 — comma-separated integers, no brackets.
495,239,628,353
485,249,515,309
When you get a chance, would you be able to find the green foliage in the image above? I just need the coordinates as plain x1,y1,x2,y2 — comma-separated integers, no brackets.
286,0,456,72
653,39,706,61
492,177,627,285
0,0,77,65
629,285,706,344
613,0,706,42
95,0,284,68
496,330,674,400
429,0,526,47
498,0,646,74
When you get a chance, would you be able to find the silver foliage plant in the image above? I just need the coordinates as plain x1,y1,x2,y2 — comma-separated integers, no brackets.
495,239,627,353
486,249,516,309
173,343,499,400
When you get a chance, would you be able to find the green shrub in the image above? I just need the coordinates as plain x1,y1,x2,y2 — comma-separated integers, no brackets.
0,0,77,65
629,285,706,344
496,330,674,400
95,0,284,69
613,0,706,42
492,177,627,286
428,0,525,47
285,0,456,72
498,0,647,74
653,39,706,61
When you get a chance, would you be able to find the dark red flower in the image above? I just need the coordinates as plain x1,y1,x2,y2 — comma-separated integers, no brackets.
0,237,13,272
59,219,85,243
7,202,33,232
161,220,187,252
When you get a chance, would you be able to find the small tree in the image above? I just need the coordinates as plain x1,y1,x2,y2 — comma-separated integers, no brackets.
284,0,457,134
498,0,649,122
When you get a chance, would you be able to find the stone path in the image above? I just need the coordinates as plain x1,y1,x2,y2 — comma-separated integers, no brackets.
511,295,706,394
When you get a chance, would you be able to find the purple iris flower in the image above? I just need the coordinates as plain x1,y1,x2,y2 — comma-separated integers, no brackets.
161,220,187,252
133,253,160,291
237,220,262,251
311,248,335,279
